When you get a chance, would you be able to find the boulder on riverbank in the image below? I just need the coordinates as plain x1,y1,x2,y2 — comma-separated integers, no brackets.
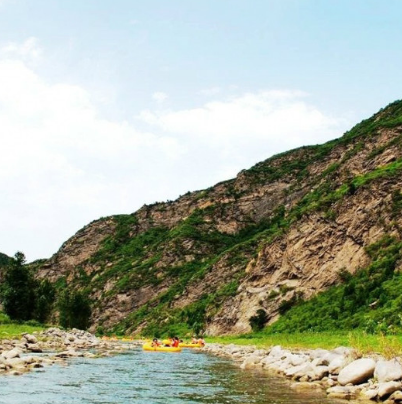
375,359,402,383
338,358,376,385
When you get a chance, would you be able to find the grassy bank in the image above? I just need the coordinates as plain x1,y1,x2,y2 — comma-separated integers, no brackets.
0,313,46,340
0,323,46,340
207,331,402,358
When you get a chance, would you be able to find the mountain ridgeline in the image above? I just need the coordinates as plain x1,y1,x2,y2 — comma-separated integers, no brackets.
35,100,402,336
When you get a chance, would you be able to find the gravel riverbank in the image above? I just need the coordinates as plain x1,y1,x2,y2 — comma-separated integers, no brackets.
0,327,141,376
204,343,402,403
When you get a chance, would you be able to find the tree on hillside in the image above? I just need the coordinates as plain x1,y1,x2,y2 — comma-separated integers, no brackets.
58,289,91,330
249,309,268,332
34,279,56,323
1,252,36,321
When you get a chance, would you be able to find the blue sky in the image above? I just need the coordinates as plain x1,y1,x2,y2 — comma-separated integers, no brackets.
0,0,401,260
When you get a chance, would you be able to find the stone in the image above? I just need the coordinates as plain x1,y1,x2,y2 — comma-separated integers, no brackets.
328,355,351,374
28,363,43,369
390,391,402,402
285,362,314,379
289,354,309,367
2,348,22,360
291,382,322,390
240,353,264,369
269,345,284,358
27,344,42,353
309,349,330,360
6,357,27,369
375,359,402,383
378,381,402,399
327,386,356,400
360,388,379,400
21,356,35,364
332,346,354,356
240,355,263,369
312,365,329,380
338,358,376,385
9,371,23,376
22,333,38,344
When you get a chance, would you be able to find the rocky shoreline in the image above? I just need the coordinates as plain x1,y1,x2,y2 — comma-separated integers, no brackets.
0,328,141,376
203,343,402,403
4,329,402,403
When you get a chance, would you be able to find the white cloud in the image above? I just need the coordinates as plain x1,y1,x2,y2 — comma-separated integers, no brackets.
0,55,349,261
0,59,185,260
152,91,168,103
1,37,42,62
199,87,221,96
139,90,346,160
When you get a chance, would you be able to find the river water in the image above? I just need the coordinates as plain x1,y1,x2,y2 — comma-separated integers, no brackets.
0,348,346,404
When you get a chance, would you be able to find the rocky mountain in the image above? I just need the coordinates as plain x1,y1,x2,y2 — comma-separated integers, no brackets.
35,100,402,336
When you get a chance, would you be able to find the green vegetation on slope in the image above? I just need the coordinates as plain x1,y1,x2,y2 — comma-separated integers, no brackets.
97,155,402,336
106,199,306,336
264,235,402,334
247,99,402,186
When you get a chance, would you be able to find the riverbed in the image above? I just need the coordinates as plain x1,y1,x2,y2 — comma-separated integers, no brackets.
0,347,348,404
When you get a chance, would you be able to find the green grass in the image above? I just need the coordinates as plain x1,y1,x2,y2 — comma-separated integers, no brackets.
208,331,402,357
0,323,46,340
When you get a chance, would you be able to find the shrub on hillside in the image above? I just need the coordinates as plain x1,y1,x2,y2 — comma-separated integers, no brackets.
249,309,268,332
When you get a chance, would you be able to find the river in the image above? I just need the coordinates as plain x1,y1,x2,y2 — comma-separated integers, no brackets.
0,347,346,404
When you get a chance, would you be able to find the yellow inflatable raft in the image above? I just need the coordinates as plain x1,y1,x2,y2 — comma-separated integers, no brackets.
142,343,182,352
179,342,204,348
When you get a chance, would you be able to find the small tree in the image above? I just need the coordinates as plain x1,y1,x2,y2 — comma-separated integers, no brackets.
34,279,56,323
1,252,36,321
249,309,268,332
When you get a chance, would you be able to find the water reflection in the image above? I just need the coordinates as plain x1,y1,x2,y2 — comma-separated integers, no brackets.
0,348,348,404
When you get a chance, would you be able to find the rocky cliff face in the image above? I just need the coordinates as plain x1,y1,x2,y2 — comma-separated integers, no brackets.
35,100,402,336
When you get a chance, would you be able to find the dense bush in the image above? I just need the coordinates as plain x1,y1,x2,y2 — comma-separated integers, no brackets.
249,309,268,331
